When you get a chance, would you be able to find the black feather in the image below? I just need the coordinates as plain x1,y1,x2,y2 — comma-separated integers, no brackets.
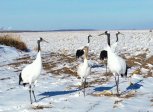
76,49,84,58
121,64,129,77
100,50,107,60
19,73,22,85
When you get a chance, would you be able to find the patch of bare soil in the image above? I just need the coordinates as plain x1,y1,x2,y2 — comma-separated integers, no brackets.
31,103,52,110
43,52,78,77
126,53,153,78
0,77,10,80
113,99,123,108
6,51,153,80
92,90,113,97
150,98,153,106
120,90,136,99
126,53,146,67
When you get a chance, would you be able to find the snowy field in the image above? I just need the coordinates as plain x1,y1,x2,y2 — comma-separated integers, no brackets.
0,30,153,112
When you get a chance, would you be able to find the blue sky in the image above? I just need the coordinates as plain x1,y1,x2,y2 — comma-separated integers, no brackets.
0,0,153,30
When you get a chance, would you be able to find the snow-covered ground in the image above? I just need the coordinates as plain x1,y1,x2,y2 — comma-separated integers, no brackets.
0,30,153,112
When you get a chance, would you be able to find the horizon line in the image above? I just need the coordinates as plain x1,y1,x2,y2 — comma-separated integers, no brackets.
0,28,153,33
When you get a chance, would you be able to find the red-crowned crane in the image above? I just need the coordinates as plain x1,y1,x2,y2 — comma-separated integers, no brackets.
19,37,48,104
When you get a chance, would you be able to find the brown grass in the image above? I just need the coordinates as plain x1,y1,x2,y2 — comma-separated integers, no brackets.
32,104,52,110
113,100,123,108
0,77,10,80
114,100,123,104
43,62,56,71
150,99,153,106
43,52,78,77
0,34,28,51
126,53,146,67
142,56,153,69
92,90,113,97
143,71,153,78
126,53,153,78
150,99,153,102
46,66,77,77
121,91,136,99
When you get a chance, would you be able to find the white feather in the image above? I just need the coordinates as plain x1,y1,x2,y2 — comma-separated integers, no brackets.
77,59,91,82
21,51,42,85
107,45,126,75
111,41,118,52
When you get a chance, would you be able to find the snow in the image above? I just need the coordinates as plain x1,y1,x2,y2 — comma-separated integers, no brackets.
0,30,153,112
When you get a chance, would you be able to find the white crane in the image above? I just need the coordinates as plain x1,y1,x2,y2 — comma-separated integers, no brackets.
98,31,124,77
19,37,48,104
100,31,127,96
77,46,91,96
76,35,92,58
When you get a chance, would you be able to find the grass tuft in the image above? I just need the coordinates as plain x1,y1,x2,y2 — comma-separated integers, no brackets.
0,34,28,51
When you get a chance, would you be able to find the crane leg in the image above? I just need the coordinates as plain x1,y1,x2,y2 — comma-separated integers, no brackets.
114,75,117,89
31,84,36,102
29,85,32,104
117,74,120,96
114,74,120,96
105,62,108,81
32,90,36,102
83,79,86,97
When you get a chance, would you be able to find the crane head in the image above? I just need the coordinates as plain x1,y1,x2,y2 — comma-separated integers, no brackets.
116,31,124,36
83,46,89,52
88,35,92,38
98,31,109,36
39,37,49,43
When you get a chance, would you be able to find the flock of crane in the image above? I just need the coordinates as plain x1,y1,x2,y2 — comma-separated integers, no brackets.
19,31,129,104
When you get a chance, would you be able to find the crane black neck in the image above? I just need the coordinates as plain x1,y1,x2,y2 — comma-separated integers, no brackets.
116,34,119,42
106,33,111,46
88,36,90,43
37,40,41,52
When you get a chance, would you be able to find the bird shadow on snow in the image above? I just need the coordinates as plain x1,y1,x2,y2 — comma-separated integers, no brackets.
93,80,143,93
94,85,116,92
38,89,79,101
126,80,143,90
91,64,104,68
121,80,143,95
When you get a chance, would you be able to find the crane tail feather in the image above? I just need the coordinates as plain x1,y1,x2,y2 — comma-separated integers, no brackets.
19,73,22,85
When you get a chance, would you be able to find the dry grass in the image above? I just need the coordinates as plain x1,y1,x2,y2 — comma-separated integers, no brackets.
92,90,136,99
46,66,77,77
92,90,113,97
150,99,153,106
43,52,78,77
113,100,123,108
32,104,52,110
0,77,10,80
0,34,28,51
121,91,136,99
150,99,153,102
126,53,146,67
126,53,153,78
7,56,31,67
142,56,153,69
114,100,123,104
143,71,153,78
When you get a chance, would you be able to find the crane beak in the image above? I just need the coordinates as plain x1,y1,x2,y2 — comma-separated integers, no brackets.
120,33,124,35
42,39,49,43
98,33,105,36
118,32,124,36
88,35,92,37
